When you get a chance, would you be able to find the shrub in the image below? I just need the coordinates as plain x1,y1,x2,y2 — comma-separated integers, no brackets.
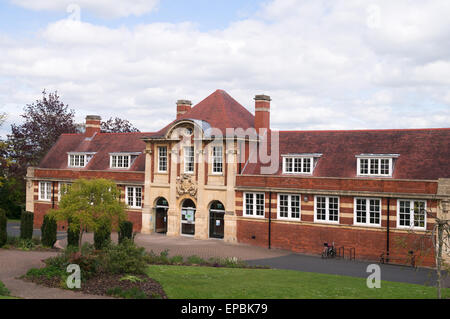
186,255,206,265
0,208,7,247
20,211,34,240
169,255,184,265
118,221,133,244
41,215,57,247
102,239,147,274
0,280,10,296
67,222,80,248
94,222,111,250
26,265,66,280
17,238,35,251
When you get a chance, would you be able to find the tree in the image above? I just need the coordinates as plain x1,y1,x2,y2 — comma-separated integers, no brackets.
101,117,140,133
49,179,127,252
7,90,78,179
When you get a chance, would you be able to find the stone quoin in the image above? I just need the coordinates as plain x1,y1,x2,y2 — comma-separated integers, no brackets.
26,89,450,267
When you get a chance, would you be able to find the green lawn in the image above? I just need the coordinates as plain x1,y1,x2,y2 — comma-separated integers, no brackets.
147,265,448,299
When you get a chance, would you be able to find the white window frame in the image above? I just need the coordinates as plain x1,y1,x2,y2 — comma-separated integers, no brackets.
212,146,223,175
397,199,427,230
356,155,398,177
184,146,194,174
281,154,320,175
126,186,143,209
158,146,168,173
277,194,301,220
314,196,340,224
353,197,382,227
39,181,52,201
110,154,131,169
58,182,72,201
68,153,94,168
243,192,265,218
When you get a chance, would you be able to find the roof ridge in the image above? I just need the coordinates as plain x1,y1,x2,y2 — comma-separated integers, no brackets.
279,128,450,133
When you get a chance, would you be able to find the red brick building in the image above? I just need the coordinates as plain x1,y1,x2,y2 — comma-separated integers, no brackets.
26,90,450,267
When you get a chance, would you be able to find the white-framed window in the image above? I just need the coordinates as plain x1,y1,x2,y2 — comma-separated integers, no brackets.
58,182,72,201
397,199,427,230
68,153,94,168
184,146,194,174
314,196,339,223
244,192,265,218
354,198,381,226
212,146,223,174
39,181,52,201
277,194,301,220
126,186,142,208
282,155,320,174
356,155,398,177
158,146,168,173
111,154,131,169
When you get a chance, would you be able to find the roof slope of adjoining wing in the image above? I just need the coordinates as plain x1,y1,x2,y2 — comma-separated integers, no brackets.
148,89,255,139
38,132,158,171
242,128,450,180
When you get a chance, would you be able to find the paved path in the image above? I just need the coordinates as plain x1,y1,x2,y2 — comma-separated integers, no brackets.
246,253,450,288
0,250,110,299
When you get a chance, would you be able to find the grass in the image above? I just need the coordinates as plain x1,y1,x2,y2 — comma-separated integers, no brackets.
146,265,449,299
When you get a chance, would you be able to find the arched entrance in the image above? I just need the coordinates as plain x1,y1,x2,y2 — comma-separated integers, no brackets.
155,197,168,234
209,201,225,239
181,199,196,236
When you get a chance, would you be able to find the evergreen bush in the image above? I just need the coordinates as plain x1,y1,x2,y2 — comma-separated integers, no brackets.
118,221,133,244
94,222,111,250
0,208,7,247
41,215,57,247
67,220,80,248
20,211,34,240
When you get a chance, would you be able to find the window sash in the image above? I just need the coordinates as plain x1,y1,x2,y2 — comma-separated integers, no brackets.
278,194,301,220
398,200,426,229
244,193,265,218
283,157,313,174
39,182,52,201
354,198,381,226
212,146,223,174
111,155,131,168
158,147,168,172
358,158,392,176
184,146,194,173
315,196,339,223
126,186,142,208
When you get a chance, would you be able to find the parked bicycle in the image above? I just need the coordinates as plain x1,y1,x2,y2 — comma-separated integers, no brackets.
321,242,336,258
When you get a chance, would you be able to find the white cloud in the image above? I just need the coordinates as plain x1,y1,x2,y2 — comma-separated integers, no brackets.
1,0,449,136
11,0,159,18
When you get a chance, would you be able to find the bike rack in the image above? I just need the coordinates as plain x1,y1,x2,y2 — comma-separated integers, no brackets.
337,246,355,260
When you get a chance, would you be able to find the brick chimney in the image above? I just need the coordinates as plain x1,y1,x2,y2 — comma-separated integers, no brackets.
85,115,101,138
254,94,271,134
176,100,192,119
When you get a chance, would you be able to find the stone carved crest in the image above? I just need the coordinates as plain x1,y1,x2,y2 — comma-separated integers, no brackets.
176,174,197,198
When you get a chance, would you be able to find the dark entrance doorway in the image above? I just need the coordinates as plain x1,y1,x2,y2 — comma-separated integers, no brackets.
155,197,168,234
209,201,225,239
181,199,196,236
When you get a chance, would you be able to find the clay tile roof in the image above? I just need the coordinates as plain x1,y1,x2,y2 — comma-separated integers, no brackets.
148,89,255,138
242,128,450,180
39,132,157,171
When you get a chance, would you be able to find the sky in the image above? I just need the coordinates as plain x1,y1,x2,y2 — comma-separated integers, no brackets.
0,0,449,137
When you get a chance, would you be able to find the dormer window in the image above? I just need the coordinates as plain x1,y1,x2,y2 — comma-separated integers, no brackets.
68,152,95,168
110,153,141,169
356,154,399,177
282,154,321,175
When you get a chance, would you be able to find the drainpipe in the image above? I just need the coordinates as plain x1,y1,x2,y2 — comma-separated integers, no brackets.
268,191,272,249
386,198,390,263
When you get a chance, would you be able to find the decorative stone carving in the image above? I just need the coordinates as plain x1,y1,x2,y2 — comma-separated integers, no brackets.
176,174,197,198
